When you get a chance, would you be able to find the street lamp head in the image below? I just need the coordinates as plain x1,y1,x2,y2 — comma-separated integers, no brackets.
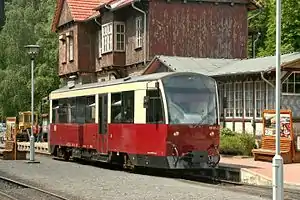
24,44,40,58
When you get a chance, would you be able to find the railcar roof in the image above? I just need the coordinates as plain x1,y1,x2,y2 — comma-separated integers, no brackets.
51,72,205,94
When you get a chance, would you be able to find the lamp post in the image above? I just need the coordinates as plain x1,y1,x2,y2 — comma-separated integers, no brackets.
24,44,40,164
273,0,284,199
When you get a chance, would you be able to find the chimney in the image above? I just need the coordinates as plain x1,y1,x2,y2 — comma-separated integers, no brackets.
0,0,4,28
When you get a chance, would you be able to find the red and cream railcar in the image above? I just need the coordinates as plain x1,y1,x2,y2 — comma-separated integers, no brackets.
49,72,221,169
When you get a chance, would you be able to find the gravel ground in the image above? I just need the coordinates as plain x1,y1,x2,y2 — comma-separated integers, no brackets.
0,155,270,200
0,177,66,200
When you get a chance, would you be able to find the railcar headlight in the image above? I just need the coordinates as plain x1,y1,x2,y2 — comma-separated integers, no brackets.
173,131,180,136
209,131,215,137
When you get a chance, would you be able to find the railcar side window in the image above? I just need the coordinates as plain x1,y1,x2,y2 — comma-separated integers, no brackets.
111,91,134,123
111,93,122,123
52,100,59,123
146,90,164,124
85,96,96,123
122,91,134,123
53,95,96,124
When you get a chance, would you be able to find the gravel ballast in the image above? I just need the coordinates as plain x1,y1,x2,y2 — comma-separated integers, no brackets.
0,155,269,200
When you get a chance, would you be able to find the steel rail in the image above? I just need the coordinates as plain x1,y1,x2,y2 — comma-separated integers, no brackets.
0,175,69,200
0,190,19,200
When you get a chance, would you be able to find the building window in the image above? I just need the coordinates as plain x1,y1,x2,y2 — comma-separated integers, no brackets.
68,37,74,62
266,81,275,110
59,34,67,64
218,84,224,117
66,31,74,62
102,23,113,53
282,72,300,94
234,82,243,117
255,81,265,118
224,83,234,117
114,22,125,51
135,17,142,48
98,29,102,58
244,82,254,118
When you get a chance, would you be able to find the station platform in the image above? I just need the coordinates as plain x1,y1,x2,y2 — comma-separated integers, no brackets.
220,155,300,190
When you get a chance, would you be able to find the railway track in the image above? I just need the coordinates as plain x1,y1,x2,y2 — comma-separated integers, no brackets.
130,166,300,200
0,175,70,200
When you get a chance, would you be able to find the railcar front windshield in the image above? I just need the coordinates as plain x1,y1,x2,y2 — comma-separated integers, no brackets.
162,74,218,125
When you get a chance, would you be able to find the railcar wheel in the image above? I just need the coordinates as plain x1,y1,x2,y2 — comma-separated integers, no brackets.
63,152,70,161
123,154,135,171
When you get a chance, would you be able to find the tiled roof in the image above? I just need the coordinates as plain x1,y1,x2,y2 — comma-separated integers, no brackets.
68,0,102,21
52,0,106,32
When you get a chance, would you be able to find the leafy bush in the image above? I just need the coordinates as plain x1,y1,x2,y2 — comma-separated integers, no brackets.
220,128,256,156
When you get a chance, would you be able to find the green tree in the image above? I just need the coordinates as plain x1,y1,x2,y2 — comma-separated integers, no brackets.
0,0,59,118
250,0,300,57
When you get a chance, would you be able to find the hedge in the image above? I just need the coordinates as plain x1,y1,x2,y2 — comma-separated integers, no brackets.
219,128,256,156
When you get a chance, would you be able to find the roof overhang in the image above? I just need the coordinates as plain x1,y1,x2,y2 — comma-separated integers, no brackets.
143,53,300,78
94,0,134,12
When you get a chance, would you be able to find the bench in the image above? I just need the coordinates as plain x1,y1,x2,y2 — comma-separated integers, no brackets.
252,136,293,164
3,140,26,160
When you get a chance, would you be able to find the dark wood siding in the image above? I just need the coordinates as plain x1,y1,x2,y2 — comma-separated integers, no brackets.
148,1,248,59
77,22,96,73
58,25,78,76
58,0,73,27
123,8,146,65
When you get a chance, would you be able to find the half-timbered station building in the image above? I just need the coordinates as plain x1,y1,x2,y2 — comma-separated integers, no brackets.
51,0,261,86
142,53,300,136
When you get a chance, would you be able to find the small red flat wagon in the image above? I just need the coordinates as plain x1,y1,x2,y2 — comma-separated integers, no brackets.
49,72,221,169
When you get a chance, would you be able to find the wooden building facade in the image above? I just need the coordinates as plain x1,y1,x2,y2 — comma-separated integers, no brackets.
51,0,260,86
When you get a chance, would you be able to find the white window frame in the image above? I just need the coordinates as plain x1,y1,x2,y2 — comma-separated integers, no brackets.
234,82,243,118
243,81,254,118
224,83,234,117
255,81,265,118
282,72,300,94
266,80,275,110
135,16,142,48
98,29,102,58
102,22,113,53
114,21,125,52
68,37,74,62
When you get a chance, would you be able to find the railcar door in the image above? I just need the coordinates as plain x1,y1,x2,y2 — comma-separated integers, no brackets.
98,94,108,154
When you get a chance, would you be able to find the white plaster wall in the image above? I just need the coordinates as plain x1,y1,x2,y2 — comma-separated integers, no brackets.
255,122,263,136
234,122,243,133
245,122,253,134
224,122,233,130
